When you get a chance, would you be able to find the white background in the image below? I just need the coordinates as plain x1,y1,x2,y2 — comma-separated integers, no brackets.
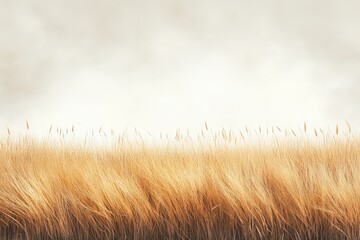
1,0,359,137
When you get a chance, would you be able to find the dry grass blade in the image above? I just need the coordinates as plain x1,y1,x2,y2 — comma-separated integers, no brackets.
346,121,351,133
0,129,359,239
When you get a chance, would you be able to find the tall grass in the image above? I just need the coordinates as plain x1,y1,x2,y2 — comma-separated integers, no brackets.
0,127,360,239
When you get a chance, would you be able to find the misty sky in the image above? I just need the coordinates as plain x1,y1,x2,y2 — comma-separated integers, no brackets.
1,0,360,135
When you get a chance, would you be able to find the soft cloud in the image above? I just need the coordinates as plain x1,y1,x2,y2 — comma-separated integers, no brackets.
1,0,359,135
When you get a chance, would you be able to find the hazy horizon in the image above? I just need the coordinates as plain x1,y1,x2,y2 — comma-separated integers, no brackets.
1,0,360,136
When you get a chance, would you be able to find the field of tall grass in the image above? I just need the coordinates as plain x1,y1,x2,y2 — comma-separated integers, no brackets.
0,124,359,239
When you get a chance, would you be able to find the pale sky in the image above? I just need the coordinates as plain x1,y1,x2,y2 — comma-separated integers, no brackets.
1,0,360,136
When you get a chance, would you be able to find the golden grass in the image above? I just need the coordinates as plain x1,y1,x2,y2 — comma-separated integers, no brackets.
1,129,360,239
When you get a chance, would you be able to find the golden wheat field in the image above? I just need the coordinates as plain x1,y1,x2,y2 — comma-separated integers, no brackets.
1,125,360,239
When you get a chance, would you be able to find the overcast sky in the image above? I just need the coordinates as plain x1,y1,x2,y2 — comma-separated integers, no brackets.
1,0,360,136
